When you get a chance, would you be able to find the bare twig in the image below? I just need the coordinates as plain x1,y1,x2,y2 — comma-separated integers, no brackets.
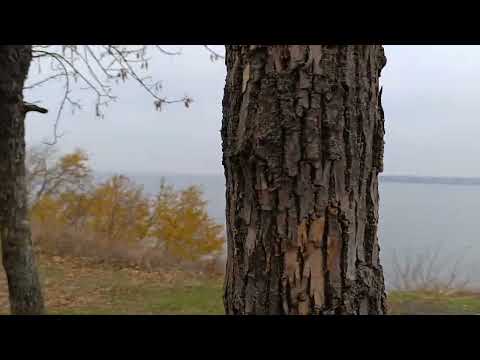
155,46,182,56
25,45,223,144
203,45,225,61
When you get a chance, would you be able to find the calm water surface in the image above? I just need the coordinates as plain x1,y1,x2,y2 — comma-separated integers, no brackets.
120,173,480,289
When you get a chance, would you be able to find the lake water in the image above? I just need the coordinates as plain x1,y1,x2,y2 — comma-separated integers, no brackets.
114,172,480,290
379,182,480,289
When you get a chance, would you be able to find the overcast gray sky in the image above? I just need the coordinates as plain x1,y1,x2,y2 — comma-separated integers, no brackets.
24,45,480,177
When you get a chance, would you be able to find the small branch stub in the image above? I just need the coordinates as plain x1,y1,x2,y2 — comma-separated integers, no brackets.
23,102,48,114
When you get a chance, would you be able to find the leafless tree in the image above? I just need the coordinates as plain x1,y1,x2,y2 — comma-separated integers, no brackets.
25,144,93,207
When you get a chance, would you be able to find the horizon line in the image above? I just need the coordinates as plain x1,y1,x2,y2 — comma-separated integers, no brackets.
93,170,480,180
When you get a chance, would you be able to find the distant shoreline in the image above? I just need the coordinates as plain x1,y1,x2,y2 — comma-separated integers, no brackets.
380,175,480,186
96,171,480,187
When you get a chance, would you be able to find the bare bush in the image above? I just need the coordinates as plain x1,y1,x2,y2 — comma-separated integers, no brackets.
388,243,472,294
31,219,225,278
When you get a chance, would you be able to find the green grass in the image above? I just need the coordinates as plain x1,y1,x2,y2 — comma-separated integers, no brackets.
1,253,226,315
60,286,480,315
4,253,480,315
388,290,480,315
40,255,225,315
109,283,224,315
47,284,224,315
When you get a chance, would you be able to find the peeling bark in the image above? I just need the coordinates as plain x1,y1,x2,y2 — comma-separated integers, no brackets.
222,45,387,315
0,45,45,314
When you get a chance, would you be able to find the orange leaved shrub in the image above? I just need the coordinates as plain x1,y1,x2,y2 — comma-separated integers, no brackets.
28,145,225,274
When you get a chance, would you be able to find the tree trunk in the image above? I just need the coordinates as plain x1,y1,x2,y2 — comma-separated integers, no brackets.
0,45,45,314
222,45,387,315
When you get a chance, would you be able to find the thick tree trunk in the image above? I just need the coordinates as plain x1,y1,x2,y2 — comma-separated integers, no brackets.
0,45,45,314
222,45,387,315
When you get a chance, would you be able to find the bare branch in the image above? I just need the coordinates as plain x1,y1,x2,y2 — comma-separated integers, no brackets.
204,45,225,61
106,45,192,109
24,73,67,90
156,46,182,56
39,53,75,145
32,50,108,99
26,45,217,144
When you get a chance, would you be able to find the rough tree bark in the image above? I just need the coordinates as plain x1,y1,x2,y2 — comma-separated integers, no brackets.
0,45,45,314
222,45,387,315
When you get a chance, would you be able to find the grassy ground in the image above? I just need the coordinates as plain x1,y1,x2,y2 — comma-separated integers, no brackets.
1,254,480,314
388,290,480,315
0,253,224,315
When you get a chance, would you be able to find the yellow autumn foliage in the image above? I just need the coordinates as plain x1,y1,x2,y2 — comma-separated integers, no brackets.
151,181,225,261
29,148,225,262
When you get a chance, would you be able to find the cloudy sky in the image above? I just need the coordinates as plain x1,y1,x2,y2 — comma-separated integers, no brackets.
24,45,480,177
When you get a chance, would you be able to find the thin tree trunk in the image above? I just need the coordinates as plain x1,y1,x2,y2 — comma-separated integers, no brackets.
222,45,387,315
0,45,45,314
